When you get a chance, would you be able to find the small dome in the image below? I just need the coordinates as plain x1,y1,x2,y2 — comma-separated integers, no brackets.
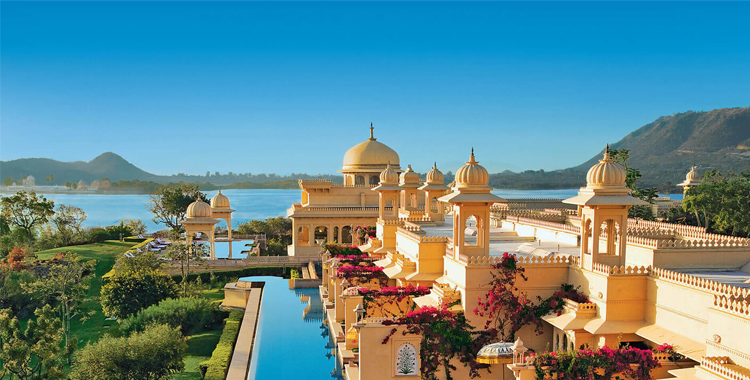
425,162,444,185
455,150,489,189
379,162,399,185
210,190,230,209
586,151,627,189
186,199,212,218
399,165,420,185
685,166,702,182
476,342,514,364
342,124,400,173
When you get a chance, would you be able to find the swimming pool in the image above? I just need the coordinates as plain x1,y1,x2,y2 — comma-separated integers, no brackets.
243,277,342,380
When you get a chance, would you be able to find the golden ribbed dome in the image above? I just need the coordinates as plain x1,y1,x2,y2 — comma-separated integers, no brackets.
586,151,627,189
379,162,399,185
685,166,701,182
455,150,489,189
186,199,212,218
210,190,230,209
341,124,400,173
399,165,420,185
425,162,444,184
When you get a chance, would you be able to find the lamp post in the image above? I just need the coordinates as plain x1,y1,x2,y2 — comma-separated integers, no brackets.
354,303,366,326
512,338,528,367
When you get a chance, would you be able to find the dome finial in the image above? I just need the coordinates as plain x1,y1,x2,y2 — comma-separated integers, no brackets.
434,162,437,170
467,148,478,164
369,122,375,140
603,144,611,161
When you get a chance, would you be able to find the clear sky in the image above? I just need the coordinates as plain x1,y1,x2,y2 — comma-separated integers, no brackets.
2,1,749,176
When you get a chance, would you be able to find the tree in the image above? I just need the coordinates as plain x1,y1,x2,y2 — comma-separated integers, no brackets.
2,178,14,187
165,239,207,295
45,175,54,183
113,252,164,275
100,269,178,318
51,204,87,246
147,184,207,232
69,324,187,380
121,219,146,235
0,305,65,380
0,191,55,254
608,148,656,220
683,171,750,237
28,252,94,363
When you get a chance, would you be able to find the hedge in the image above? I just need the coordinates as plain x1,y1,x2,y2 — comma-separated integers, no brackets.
119,297,225,335
200,310,244,380
172,266,293,284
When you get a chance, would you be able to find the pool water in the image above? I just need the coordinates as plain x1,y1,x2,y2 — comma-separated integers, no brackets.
243,277,342,380
212,240,254,259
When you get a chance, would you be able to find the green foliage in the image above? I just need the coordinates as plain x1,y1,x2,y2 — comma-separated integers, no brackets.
237,217,291,255
51,205,87,246
201,310,243,380
113,251,164,275
69,324,187,380
147,184,207,232
120,218,147,235
0,190,56,254
683,170,750,237
101,269,179,318
27,252,95,363
119,297,225,336
0,304,65,380
290,268,300,279
166,241,208,295
0,268,41,318
608,148,657,220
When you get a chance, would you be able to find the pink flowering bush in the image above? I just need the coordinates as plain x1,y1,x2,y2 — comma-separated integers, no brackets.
534,346,661,380
359,285,431,317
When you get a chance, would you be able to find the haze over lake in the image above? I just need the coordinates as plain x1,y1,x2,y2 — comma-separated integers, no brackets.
32,189,684,233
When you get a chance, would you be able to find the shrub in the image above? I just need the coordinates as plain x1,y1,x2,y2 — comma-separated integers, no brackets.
101,269,179,318
201,310,243,380
119,297,225,335
70,324,187,380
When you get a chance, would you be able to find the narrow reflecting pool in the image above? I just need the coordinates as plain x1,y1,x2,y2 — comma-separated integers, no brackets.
244,277,342,380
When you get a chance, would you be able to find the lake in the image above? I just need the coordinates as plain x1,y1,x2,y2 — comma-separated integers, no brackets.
29,189,681,233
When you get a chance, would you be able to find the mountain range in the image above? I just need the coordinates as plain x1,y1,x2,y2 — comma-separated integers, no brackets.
2,107,749,191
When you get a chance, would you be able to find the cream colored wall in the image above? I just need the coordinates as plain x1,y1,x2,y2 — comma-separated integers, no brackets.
501,220,579,246
707,308,750,368
304,186,381,207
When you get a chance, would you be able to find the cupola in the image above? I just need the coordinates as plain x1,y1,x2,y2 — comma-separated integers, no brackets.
585,150,627,189
210,190,230,209
185,199,212,218
454,149,489,189
379,162,399,185
399,165,420,186
425,162,444,185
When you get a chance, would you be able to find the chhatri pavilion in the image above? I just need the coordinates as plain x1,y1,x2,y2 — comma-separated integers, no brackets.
305,126,750,380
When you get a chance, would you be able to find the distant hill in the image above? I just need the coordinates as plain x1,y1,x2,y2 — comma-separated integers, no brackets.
489,107,750,191
0,152,161,185
0,152,340,187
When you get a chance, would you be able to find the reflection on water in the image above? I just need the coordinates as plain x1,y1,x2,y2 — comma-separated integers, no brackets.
245,277,340,380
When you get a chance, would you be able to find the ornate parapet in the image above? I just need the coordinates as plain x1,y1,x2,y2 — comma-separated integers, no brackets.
563,298,597,318
714,295,750,318
462,254,573,267
701,357,750,380
651,267,750,301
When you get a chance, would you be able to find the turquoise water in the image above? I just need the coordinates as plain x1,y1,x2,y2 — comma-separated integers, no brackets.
244,277,338,380
36,189,300,232
18,189,681,233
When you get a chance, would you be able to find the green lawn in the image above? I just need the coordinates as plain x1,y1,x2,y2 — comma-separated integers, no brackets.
171,329,223,380
36,240,139,348
35,241,229,379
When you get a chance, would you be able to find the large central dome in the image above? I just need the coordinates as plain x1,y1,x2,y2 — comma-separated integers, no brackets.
341,125,400,173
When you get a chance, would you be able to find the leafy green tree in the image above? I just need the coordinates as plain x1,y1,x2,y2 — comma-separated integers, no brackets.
0,305,65,380
0,191,55,254
51,204,87,246
683,171,750,237
0,267,41,318
165,239,207,295
69,324,187,380
100,269,179,318
607,148,657,220
147,184,207,232
45,175,54,183
2,178,14,187
121,218,146,235
28,252,94,363
113,252,164,275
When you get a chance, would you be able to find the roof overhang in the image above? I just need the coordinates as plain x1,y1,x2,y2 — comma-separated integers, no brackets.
438,191,505,203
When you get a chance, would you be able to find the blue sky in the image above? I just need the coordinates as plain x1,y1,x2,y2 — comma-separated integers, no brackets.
2,1,749,176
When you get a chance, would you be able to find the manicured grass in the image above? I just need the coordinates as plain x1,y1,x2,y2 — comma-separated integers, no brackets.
171,329,223,380
35,240,140,348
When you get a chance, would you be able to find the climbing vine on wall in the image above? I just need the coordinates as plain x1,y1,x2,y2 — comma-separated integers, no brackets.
382,306,494,380
359,285,431,317
336,264,388,286
532,345,661,380
474,252,589,341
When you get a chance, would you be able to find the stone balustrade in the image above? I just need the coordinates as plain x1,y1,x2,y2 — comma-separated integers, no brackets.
650,267,750,301
701,357,750,380
714,295,750,317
